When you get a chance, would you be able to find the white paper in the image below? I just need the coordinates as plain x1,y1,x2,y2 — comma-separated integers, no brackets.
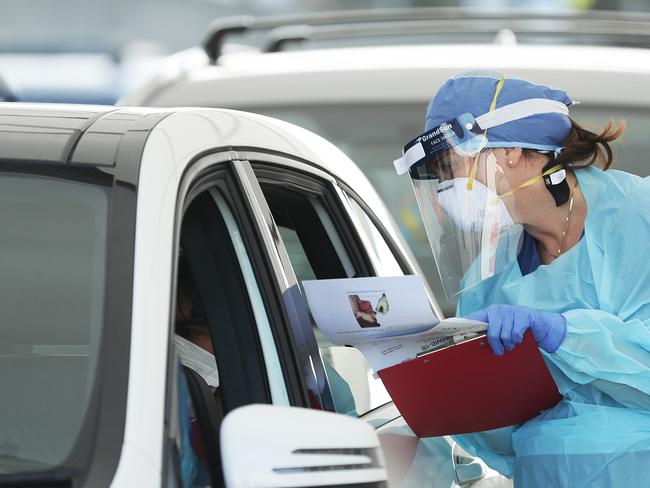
302,276,487,372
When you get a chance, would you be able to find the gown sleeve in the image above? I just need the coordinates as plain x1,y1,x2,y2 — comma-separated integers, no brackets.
548,180,650,410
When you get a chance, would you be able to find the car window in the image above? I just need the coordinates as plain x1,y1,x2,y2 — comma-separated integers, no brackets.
346,196,403,277
175,183,289,411
209,189,290,406
168,168,302,486
254,167,391,417
0,172,109,474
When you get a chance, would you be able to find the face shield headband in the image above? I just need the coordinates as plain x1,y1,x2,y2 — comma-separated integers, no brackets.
395,96,570,171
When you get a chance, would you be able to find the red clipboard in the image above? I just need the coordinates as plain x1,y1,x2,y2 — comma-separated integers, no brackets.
377,330,562,438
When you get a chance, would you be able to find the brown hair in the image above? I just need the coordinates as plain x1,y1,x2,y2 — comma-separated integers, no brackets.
554,118,625,170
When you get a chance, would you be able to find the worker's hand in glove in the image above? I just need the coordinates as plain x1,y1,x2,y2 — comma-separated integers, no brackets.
465,304,567,356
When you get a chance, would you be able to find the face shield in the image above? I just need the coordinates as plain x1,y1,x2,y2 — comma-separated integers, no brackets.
395,113,524,299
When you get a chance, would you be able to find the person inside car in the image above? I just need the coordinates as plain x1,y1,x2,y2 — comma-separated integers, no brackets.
394,72,650,487
174,256,219,389
173,256,221,487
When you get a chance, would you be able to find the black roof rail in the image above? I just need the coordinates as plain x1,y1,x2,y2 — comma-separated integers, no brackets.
203,8,490,62
203,15,257,64
203,8,650,62
264,25,315,54
262,13,650,53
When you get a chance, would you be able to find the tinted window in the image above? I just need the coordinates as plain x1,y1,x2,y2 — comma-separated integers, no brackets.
170,177,296,488
0,173,108,473
259,181,391,417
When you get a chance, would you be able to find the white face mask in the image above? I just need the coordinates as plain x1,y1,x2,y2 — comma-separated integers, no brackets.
436,177,514,232
174,334,220,389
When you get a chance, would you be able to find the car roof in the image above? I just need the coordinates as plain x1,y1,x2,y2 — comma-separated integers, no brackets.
155,107,388,203
0,103,384,203
124,43,650,108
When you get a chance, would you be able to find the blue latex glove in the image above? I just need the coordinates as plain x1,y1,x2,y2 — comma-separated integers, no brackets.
465,304,567,356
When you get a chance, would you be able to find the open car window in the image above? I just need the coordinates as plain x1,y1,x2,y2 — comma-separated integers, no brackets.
253,163,392,417
167,164,298,487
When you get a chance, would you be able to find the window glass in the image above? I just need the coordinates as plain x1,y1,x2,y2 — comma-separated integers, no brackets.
277,226,317,281
176,184,290,409
0,173,108,473
172,181,294,487
209,189,289,406
347,197,403,276
310,197,356,277
259,182,391,417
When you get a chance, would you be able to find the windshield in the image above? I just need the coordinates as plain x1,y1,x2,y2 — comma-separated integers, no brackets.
255,103,650,313
0,172,109,474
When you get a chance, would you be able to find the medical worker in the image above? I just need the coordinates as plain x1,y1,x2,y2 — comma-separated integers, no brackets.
393,72,650,487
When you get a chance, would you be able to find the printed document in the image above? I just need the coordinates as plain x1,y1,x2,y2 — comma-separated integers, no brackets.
302,275,487,372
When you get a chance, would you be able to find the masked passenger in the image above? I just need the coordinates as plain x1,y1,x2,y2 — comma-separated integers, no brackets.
174,257,219,390
394,72,650,487
173,257,219,487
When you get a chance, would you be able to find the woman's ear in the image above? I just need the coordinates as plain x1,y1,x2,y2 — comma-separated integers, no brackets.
503,147,524,168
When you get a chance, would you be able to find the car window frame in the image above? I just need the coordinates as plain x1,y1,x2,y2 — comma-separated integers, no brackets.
338,185,414,277
164,154,313,484
252,163,375,278
230,158,337,412
237,151,406,417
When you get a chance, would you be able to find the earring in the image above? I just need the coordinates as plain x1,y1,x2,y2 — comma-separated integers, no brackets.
507,160,513,167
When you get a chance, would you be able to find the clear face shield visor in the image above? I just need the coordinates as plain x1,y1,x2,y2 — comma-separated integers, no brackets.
396,114,524,299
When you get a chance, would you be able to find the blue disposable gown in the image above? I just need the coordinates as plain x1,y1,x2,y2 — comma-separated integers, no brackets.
453,167,650,487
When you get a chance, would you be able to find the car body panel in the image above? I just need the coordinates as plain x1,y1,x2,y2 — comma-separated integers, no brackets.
123,44,650,109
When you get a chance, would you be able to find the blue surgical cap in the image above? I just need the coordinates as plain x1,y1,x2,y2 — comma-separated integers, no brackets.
425,73,574,153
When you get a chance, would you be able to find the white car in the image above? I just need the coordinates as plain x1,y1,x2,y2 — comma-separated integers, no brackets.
122,8,650,315
0,103,504,487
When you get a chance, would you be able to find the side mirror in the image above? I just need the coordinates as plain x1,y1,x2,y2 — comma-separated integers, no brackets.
220,404,388,488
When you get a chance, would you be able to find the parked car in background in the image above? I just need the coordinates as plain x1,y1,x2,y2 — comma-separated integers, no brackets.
0,74,16,101
0,103,507,487
122,7,650,315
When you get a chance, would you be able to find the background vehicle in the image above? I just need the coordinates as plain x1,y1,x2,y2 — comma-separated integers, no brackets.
0,75,15,101
122,8,650,314
0,103,502,487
